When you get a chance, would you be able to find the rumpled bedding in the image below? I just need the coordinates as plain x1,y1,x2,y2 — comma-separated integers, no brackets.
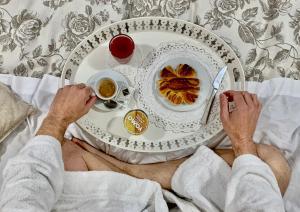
0,74,300,211
0,0,300,211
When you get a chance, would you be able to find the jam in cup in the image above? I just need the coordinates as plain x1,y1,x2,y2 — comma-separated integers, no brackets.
123,109,149,135
109,34,135,64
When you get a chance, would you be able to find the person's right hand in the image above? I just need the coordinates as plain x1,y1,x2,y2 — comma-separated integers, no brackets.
37,84,97,143
219,91,262,156
48,84,97,126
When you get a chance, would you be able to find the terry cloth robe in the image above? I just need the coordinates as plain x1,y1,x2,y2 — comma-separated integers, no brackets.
0,135,284,212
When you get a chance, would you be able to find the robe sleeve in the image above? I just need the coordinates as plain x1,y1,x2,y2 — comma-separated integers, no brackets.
225,154,285,212
171,146,232,212
0,135,64,212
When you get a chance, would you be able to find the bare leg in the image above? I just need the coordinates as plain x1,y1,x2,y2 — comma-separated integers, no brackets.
81,151,125,173
214,144,291,195
214,148,235,166
62,139,125,173
62,140,88,171
71,138,291,194
72,137,187,189
124,158,187,190
256,144,291,195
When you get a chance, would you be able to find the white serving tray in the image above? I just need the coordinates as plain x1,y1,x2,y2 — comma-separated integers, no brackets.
61,17,245,152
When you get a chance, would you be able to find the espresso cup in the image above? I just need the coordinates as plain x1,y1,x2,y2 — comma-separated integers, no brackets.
94,77,119,100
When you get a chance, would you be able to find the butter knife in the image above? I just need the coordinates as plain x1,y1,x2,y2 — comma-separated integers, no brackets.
200,66,227,125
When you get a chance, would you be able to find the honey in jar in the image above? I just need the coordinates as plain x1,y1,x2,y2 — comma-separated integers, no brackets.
123,109,149,135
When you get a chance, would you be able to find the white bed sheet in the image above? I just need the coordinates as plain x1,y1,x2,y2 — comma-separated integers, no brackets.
0,74,300,211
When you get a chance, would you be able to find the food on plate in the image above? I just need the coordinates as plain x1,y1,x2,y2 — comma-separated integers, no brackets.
160,66,178,78
158,64,200,105
176,64,197,78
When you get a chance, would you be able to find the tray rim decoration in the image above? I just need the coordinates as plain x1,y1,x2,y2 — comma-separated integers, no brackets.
61,17,245,152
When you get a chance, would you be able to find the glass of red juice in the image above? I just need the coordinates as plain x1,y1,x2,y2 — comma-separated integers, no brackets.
109,34,135,64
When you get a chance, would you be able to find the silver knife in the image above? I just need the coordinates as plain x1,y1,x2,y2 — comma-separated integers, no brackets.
200,66,228,125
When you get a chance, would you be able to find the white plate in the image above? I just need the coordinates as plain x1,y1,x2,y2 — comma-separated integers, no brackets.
61,17,245,152
154,54,212,112
136,40,223,133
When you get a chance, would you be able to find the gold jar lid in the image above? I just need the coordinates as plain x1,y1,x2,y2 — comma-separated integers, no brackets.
123,109,149,135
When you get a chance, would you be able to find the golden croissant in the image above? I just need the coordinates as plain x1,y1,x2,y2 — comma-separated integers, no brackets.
158,64,200,105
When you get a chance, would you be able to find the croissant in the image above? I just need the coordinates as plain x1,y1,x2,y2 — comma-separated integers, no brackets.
159,78,199,92
158,64,200,105
163,90,198,105
158,83,170,96
182,92,198,104
176,64,197,78
166,90,183,105
160,66,178,78
166,78,199,90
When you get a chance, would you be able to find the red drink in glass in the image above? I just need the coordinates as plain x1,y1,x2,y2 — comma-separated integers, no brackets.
109,34,135,64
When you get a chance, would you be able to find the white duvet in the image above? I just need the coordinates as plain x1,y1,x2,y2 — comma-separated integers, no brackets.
0,74,300,211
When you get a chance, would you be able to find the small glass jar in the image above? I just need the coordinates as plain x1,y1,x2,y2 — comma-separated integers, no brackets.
123,109,149,135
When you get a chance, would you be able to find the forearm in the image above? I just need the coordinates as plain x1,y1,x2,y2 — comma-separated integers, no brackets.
36,115,68,144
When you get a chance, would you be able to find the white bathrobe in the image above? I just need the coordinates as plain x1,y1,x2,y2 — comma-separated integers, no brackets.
0,135,284,212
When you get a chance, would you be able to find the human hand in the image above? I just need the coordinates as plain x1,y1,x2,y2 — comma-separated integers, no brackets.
219,91,262,156
47,84,97,126
37,84,96,142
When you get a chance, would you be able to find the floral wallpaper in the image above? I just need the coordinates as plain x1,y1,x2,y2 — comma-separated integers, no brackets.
0,0,299,81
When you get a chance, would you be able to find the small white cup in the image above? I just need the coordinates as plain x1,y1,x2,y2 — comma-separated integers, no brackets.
94,77,119,100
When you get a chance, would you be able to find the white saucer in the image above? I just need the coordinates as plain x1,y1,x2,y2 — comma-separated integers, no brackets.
87,70,132,112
